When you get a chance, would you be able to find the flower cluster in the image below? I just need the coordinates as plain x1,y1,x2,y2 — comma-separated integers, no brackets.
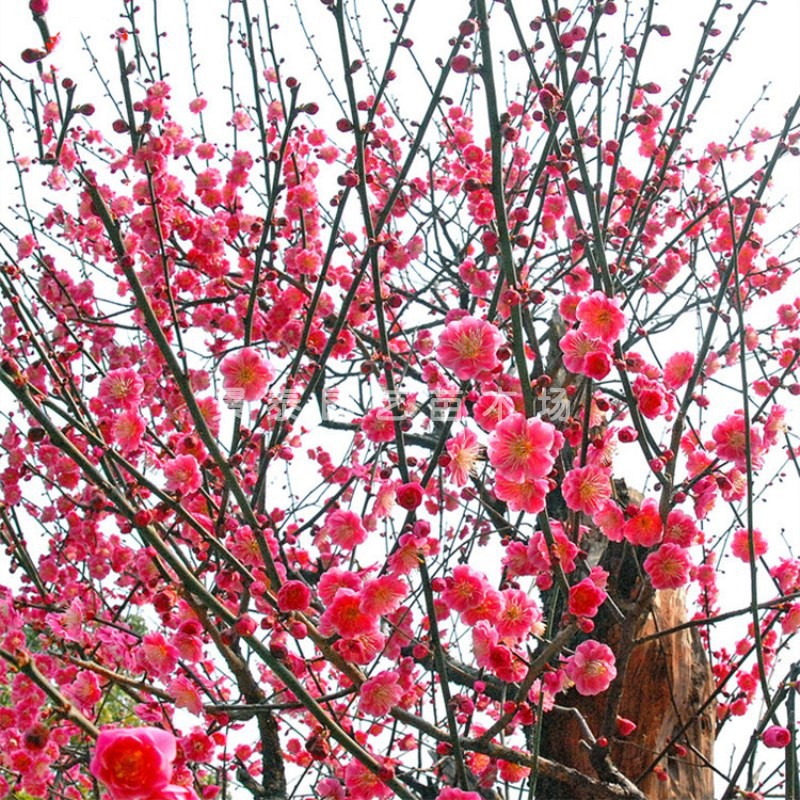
0,0,798,798
488,413,563,513
559,291,626,380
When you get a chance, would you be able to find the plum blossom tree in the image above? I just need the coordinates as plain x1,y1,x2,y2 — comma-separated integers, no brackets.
0,0,798,799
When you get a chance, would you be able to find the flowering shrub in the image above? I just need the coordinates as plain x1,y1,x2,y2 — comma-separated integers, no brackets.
0,1,798,799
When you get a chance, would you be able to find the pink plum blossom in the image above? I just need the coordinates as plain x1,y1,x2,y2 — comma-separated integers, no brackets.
562,465,611,515
163,455,203,495
436,315,503,381
323,509,368,551
622,499,663,547
643,543,692,590
575,291,626,343
568,578,607,618
219,347,275,403
98,368,144,409
663,351,695,390
730,527,768,562
488,413,558,482
494,475,549,514
446,428,481,486
358,670,403,717
565,640,617,696
441,565,487,613
762,725,791,749
90,727,176,799
713,413,764,469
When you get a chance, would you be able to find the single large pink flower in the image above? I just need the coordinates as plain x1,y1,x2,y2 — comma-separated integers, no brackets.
139,632,180,678
98,368,144,410
488,412,557,483
359,575,408,617
713,413,764,470
664,508,700,547
319,589,377,639
575,291,626,344
663,351,695,390
277,580,312,612
494,475,549,514
593,501,625,542
113,410,146,453
568,578,607,618
473,392,517,431
446,428,481,486
358,670,403,717
360,406,397,443
441,565,487,613
559,329,610,376
643,543,691,590
90,727,176,800
436,315,503,381
496,588,541,640
622,498,663,547
219,347,275,403
163,454,202,495
730,527,768,562
561,464,611,515
565,640,617,696
323,509,368,551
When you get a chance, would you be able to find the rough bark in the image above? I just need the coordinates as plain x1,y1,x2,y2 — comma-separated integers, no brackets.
538,583,715,800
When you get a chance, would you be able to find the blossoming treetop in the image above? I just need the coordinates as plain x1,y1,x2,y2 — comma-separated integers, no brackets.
0,0,798,799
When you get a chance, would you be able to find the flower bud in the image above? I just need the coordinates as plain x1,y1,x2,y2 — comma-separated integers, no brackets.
763,725,791,749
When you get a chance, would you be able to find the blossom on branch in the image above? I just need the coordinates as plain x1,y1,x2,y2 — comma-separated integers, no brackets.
436,315,504,381
565,640,617,696
219,347,275,403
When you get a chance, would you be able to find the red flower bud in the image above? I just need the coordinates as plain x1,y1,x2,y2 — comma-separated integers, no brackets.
277,580,312,613
450,54,473,74
396,481,424,510
618,426,638,443
133,510,153,527
21,48,46,64
763,725,791,749
234,615,257,638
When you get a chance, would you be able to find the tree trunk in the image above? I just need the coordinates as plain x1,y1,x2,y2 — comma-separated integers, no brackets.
538,585,715,799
